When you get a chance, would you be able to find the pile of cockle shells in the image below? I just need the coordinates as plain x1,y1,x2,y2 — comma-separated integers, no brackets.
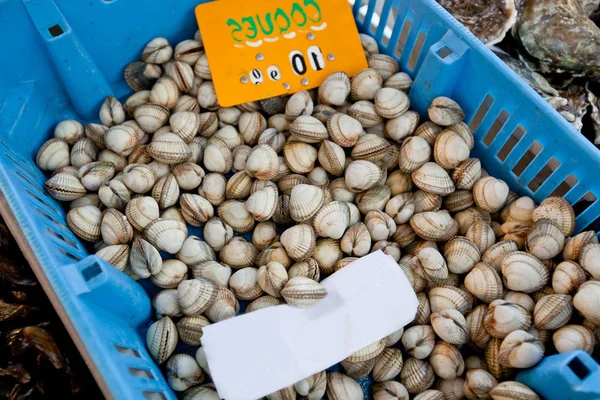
36,30,600,400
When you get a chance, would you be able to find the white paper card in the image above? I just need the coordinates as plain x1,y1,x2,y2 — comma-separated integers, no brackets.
201,251,418,400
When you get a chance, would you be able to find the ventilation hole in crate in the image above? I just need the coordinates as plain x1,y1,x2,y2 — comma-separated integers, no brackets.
5,153,36,179
394,19,412,57
48,24,64,37
483,110,510,146
81,263,102,281
15,171,46,197
129,367,154,379
369,4,379,34
407,31,426,70
59,248,81,262
469,95,495,131
36,208,68,230
382,5,399,46
550,174,578,198
512,141,542,177
437,46,453,59
143,392,167,400
568,356,590,380
527,157,560,192
574,192,597,215
115,345,142,357
47,227,78,249
357,4,368,23
26,189,55,210
497,125,526,161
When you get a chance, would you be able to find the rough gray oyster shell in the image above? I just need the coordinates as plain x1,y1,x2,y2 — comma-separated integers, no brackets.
437,0,518,46
513,0,600,78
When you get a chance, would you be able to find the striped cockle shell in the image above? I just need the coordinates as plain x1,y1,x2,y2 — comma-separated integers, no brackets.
134,103,170,133
428,285,473,315
280,224,316,262
96,244,129,271
341,222,371,256
289,184,324,222
147,317,178,364
130,237,162,278
199,173,227,206
501,251,549,293
563,230,598,260
431,309,468,345
124,61,161,92
327,372,363,400
466,304,491,349
285,90,313,120
101,208,133,245
246,295,284,313
192,261,232,288
465,261,503,305
257,261,289,297
533,294,573,330
151,259,188,288
481,240,518,271
122,163,158,193
283,141,318,174
54,119,85,144
288,258,320,281
427,97,464,126
402,325,435,359
170,111,200,143
245,144,280,181
125,196,159,231
178,278,217,316
398,136,431,173
165,353,204,391
246,186,278,222
444,236,480,274
318,71,351,106
553,325,596,355
411,162,454,195
433,130,470,169
176,315,210,346
219,237,257,269
147,133,191,164
152,289,181,319
498,330,544,369
197,112,219,138
415,247,448,284
368,54,399,81
174,95,200,113
150,76,179,109
473,176,509,213
144,218,187,253
372,381,409,400
484,299,532,339
489,381,541,400
365,210,396,241
313,238,344,274
400,358,435,394
466,219,496,253
345,160,382,192
372,348,403,382
180,193,214,226
429,341,464,380
172,162,204,190
294,371,327,399
203,138,233,173
348,100,384,128
66,206,102,242
374,87,409,119
351,133,390,162
327,113,363,147
463,369,498,400
35,138,70,171
574,281,600,325
85,123,109,149
318,140,346,176
351,68,382,101
525,219,565,260
579,243,600,280
229,267,263,301
104,123,139,157
205,287,239,322
386,111,420,142
99,96,125,127
252,221,277,251
552,260,587,294
45,173,86,201
281,276,327,307
69,138,98,168
217,200,255,233
238,111,266,145
312,201,350,239
532,196,575,237
452,158,482,191
79,161,116,191
177,235,215,265
258,128,286,153
174,39,203,64
152,173,180,209
410,210,458,242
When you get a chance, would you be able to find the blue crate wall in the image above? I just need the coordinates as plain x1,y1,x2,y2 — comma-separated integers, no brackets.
1,0,600,399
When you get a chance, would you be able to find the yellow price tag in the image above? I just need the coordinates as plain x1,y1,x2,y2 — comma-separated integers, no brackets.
195,0,368,107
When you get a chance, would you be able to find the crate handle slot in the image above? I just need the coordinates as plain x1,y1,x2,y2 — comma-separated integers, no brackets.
469,95,495,132
129,367,155,379
62,256,152,328
482,110,510,147
408,30,469,116
23,0,114,120
527,157,560,193
114,345,142,358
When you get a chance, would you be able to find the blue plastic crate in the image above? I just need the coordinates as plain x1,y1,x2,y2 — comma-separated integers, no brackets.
0,0,599,399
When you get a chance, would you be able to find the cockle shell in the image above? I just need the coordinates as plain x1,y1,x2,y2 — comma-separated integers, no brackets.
246,295,283,313
351,68,383,101
398,136,431,173
144,219,187,253
285,90,313,119
170,111,200,143
385,193,415,225
444,236,480,274
130,238,162,278
125,196,159,231
481,240,518,272
415,247,448,284
488,337,516,380
341,222,371,256
428,97,464,126
372,381,409,400
283,141,318,174
175,95,200,113
313,238,343,274
368,54,399,81
351,134,390,162
229,267,262,301
386,111,419,142
345,160,382,192
70,193,102,209
238,111,266,145
151,173,179,210
473,177,510,213
246,186,278,222
413,190,442,213
149,76,179,109
172,162,204,190
433,130,470,169
245,144,280,181
85,123,108,149
101,208,133,245
501,251,549,293
312,201,350,239
205,287,239,322
257,261,289,297
411,162,454,195
192,261,231,288
466,219,496,253
178,278,217,316
374,88,409,119
525,219,565,260
553,325,596,355
45,173,86,201
534,294,573,330
327,113,363,147
579,243,600,280
400,358,435,394
180,193,214,226
288,184,324,222
174,39,203,64
99,96,125,127
258,128,286,153
36,138,70,171
219,237,257,269
532,197,575,237
402,324,435,359
124,61,162,92
429,341,464,380
501,196,536,226
166,353,204,392
281,276,327,307
197,81,218,110
466,304,491,349
153,289,181,319
147,317,178,364
134,103,170,134
410,210,458,241
431,309,468,345
151,259,188,288
563,230,598,261
122,163,157,193
295,371,327,400
348,100,384,128
552,260,587,294
465,262,503,304
203,138,232,173
327,372,363,400
489,381,541,400
372,348,403,382
196,112,219,138
78,161,116,191
498,330,544,369
365,210,396,241
176,235,215,265
463,369,498,400
318,71,350,106
54,119,85,144
200,173,227,206
317,140,346,176
147,133,191,164
574,281,600,325
176,315,210,346
484,299,532,339
429,285,473,315
66,206,102,242
231,144,251,173
217,200,254,233
96,244,129,271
